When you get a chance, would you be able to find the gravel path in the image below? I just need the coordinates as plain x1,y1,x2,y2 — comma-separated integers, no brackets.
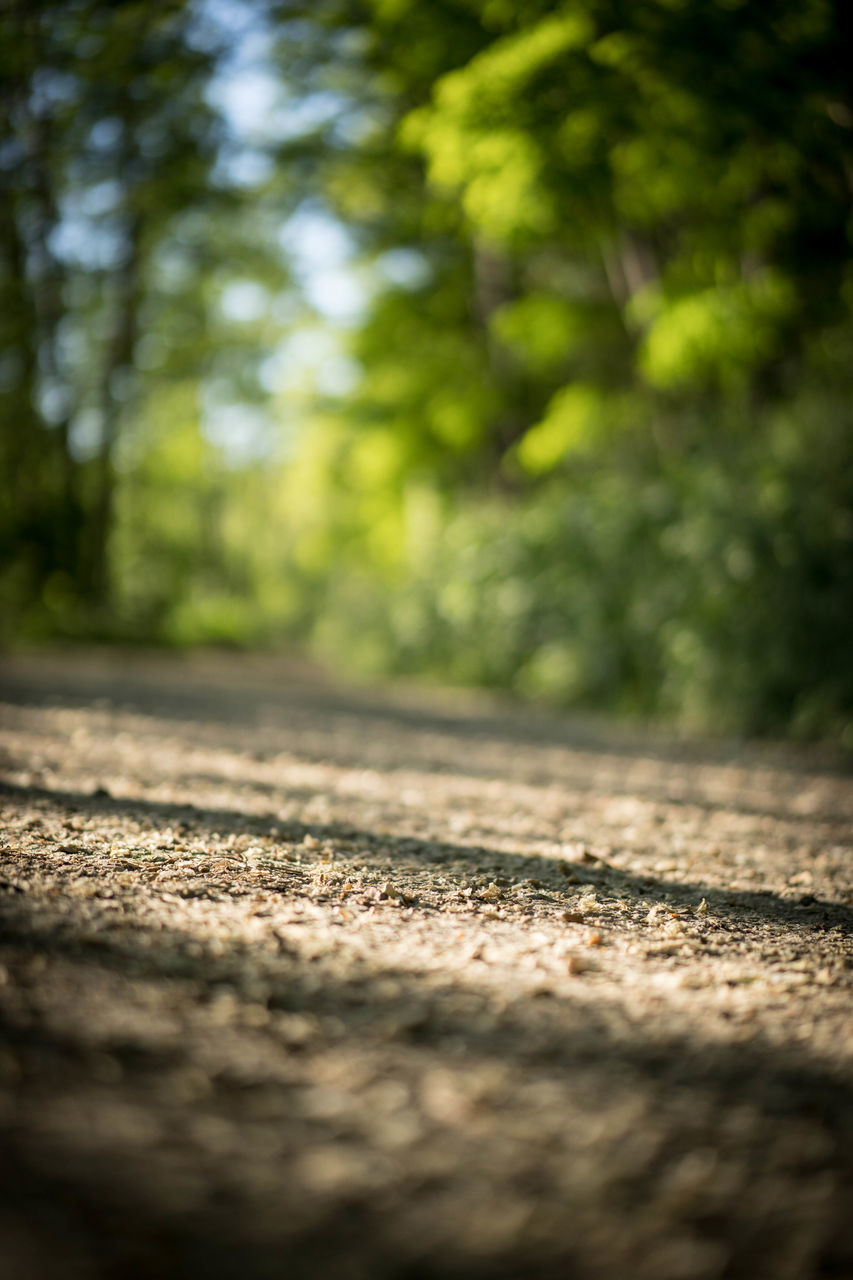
1,648,851,1280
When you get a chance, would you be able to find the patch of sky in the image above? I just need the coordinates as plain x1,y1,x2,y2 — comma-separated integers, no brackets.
187,0,259,56
331,104,387,147
201,4,347,192
48,214,127,271
283,91,346,140
0,138,25,171
78,179,123,217
31,69,78,112
220,280,270,324
214,146,274,188
211,66,282,141
303,268,368,324
69,408,105,462
37,379,73,427
279,204,370,325
152,241,196,291
375,248,432,290
210,74,344,149
202,400,274,466
197,0,344,148
280,205,354,266
88,117,124,152
56,316,88,370
260,327,362,398
190,0,369,447
194,0,370,323
48,182,127,270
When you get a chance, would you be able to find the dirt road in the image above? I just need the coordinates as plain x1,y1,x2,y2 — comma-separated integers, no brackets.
1,649,851,1280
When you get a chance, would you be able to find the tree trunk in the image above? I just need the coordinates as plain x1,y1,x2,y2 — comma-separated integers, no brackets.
83,216,143,608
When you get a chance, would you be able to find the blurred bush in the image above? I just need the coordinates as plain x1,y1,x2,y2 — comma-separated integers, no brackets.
286,389,853,743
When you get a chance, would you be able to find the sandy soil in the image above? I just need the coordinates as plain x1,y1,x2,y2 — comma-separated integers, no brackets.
0,647,851,1280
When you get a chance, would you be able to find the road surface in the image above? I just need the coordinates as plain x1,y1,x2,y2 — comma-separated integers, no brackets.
1,649,851,1279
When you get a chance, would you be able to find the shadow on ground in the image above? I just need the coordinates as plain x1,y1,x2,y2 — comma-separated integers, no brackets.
2,779,849,934
1,888,851,1280
1,651,852,1280
2,651,851,822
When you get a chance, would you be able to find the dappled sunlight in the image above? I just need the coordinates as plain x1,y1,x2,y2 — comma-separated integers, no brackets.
1,652,852,1276
3,0,853,1268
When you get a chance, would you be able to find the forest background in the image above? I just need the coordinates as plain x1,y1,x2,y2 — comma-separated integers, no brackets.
2,0,852,744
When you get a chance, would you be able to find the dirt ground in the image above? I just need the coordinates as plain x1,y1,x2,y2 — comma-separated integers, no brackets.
0,648,851,1280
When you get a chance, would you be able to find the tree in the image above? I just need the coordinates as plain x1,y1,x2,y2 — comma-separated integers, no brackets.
267,0,853,734
0,0,289,633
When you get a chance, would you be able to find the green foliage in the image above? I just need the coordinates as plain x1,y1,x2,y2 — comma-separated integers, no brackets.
0,0,290,636
491,293,587,374
515,384,609,473
4,0,853,743
266,0,853,741
290,397,853,741
402,11,595,241
634,271,796,391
